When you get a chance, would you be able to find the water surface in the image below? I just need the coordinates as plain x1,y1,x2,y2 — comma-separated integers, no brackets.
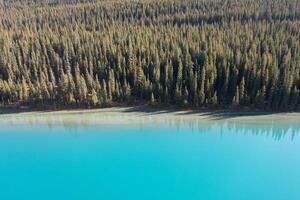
0,108,299,200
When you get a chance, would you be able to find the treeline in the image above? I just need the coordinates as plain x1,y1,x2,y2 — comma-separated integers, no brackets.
0,0,300,110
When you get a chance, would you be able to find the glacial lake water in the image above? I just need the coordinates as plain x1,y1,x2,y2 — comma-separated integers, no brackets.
0,108,299,200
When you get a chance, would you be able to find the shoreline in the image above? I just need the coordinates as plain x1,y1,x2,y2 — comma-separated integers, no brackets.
1,100,299,116
0,104,299,118
0,105,300,128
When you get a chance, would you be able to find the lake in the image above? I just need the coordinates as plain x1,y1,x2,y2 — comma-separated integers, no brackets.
0,108,299,200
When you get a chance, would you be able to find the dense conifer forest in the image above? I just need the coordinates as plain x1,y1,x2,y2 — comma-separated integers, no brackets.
0,0,300,110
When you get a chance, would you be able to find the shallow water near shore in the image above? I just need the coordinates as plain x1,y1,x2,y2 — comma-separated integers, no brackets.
0,108,300,200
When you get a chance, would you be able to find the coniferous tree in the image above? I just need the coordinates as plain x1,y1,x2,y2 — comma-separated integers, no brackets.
0,0,299,111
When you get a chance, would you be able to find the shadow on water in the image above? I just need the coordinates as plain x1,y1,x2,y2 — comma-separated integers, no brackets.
121,106,181,116
0,107,62,115
0,106,299,141
189,111,277,120
121,106,300,141
0,105,291,118
121,105,279,119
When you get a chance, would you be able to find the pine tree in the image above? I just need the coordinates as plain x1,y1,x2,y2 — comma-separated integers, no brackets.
150,92,155,105
233,86,240,106
0,0,299,111
89,89,99,106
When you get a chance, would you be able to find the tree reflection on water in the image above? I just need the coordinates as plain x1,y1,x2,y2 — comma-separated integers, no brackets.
0,109,299,141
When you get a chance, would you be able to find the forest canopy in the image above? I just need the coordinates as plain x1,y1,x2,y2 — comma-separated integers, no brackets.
0,0,300,110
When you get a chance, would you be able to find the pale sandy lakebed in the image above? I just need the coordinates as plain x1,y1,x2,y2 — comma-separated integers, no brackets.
0,106,299,124
0,106,300,140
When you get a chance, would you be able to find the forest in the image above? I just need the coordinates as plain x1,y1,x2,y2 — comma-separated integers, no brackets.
0,0,300,110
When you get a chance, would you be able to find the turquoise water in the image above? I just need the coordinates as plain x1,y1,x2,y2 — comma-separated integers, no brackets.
0,110,300,200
